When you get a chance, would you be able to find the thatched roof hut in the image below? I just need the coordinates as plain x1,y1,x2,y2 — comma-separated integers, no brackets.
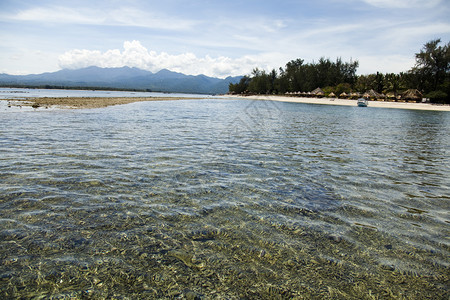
328,92,336,98
386,92,395,98
350,92,361,99
339,92,348,98
363,89,383,99
402,89,423,101
311,87,325,96
368,89,381,98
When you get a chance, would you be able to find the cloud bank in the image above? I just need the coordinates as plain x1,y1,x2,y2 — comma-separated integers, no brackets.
58,41,260,78
362,0,442,8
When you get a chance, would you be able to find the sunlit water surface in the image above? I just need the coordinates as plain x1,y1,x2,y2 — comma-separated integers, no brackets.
1,98,449,298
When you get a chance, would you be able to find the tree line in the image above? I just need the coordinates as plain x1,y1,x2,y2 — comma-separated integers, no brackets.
229,39,450,104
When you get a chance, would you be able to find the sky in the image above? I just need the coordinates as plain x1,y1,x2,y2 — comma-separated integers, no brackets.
0,0,449,78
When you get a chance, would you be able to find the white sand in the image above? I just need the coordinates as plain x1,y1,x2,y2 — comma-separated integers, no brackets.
229,95,450,112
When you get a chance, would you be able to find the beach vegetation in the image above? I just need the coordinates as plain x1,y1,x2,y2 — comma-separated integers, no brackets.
230,57,359,95
231,39,450,104
228,76,250,94
411,39,449,92
248,68,274,94
333,83,352,95
426,90,448,103
384,73,404,98
409,39,450,103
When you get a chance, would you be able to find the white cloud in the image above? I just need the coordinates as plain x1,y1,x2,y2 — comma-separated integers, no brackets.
58,41,261,78
362,0,442,8
10,7,103,24
107,7,197,31
358,55,415,74
5,5,196,30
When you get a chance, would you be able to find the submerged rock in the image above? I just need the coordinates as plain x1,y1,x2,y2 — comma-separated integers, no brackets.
328,234,342,243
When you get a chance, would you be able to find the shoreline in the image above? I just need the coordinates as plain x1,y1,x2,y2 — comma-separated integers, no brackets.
3,95,450,112
230,95,450,112
2,96,203,109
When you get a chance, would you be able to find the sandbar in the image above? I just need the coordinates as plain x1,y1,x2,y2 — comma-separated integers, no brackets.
230,95,450,112
4,96,202,109
4,95,450,112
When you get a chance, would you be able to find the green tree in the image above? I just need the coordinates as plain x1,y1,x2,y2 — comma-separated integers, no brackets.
384,73,404,97
248,68,271,94
355,74,375,93
334,83,352,95
375,72,384,93
229,57,359,96
275,67,289,94
284,59,305,92
411,39,450,103
269,69,277,94
229,76,250,94
277,57,358,93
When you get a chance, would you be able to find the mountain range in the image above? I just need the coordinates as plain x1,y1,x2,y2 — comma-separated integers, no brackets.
0,66,242,94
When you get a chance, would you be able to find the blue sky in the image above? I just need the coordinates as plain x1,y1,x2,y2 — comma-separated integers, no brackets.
1,0,449,78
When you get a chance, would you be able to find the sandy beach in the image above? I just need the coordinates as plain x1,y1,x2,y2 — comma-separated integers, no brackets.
231,95,450,112
4,96,202,109
3,95,450,111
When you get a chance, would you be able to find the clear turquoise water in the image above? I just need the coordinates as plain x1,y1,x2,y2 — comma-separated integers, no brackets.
1,99,449,298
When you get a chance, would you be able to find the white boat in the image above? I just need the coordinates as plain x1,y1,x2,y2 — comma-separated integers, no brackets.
357,98,368,107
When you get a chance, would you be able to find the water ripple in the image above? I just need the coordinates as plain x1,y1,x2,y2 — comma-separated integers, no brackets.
1,99,449,298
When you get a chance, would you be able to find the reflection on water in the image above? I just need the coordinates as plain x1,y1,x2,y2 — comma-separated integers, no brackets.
1,99,449,298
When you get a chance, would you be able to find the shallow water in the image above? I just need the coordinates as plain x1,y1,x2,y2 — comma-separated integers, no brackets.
1,99,449,298
0,87,212,99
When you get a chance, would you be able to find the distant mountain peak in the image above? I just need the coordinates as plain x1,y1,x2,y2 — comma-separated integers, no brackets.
0,66,243,94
